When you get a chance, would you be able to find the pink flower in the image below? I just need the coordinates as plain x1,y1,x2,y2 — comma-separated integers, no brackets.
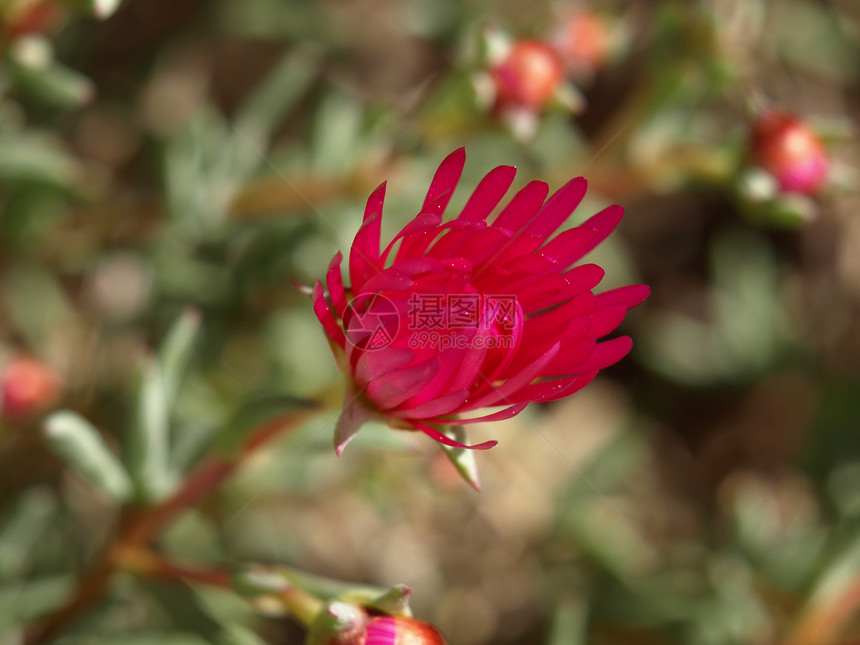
313,148,648,455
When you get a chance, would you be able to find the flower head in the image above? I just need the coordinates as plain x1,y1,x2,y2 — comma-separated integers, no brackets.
313,148,648,455
750,110,829,195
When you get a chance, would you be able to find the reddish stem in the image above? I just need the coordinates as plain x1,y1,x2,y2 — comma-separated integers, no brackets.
24,408,317,645
784,575,860,645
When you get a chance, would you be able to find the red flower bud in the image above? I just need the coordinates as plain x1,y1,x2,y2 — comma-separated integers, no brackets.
356,615,447,645
491,40,564,110
1,357,61,420
551,11,611,72
750,110,829,195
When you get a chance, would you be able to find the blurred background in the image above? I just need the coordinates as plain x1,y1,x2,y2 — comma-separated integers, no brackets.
1,0,859,643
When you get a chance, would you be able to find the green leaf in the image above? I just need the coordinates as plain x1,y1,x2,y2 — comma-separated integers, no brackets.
8,42,94,110
0,133,80,190
158,308,202,411
44,412,133,502
545,598,587,645
0,575,74,629
439,426,482,491
128,359,173,502
232,46,320,152
138,580,224,642
0,487,57,580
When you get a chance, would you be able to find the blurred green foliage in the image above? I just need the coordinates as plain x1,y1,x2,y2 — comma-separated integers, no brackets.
0,0,859,644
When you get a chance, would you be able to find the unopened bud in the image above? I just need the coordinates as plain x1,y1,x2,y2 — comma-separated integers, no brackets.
551,11,611,73
750,110,829,195
1,357,61,421
491,40,564,110
308,602,447,645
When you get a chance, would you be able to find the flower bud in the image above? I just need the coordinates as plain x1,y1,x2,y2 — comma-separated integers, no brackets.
491,40,564,110
550,11,611,73
1,357,61,420
324,615,447,645
750,110,829,195
356,615,447,645
307,602,447,645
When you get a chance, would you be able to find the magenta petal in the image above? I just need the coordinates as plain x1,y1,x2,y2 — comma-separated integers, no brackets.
543,337,597,377
350,182,385,290
540,226,597,266
596,284,651,309
563,263,606,291
394,388,470,419
571,336,633,373
590,304,628,338
558,204,624,265
325,252,347,317
525,176,587,239
428,227,476,260
355,348,415,385
465,341,561,409
360,269,414,293
366,358,441,410
509,370,599,404
458,165,517,222
410,420,498,450
434,401,529,425
312,280,345,346
492,180,549,232
422,147,466,215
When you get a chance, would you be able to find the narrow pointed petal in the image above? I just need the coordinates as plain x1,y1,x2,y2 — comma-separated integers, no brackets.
524,176,588,239
325,252,347,317
539,226,597,266
465,341,561,409
568,335,633,373
312,281,345,346
556,204,624,265
422,147,466,215
350,182,385,289
411,420,498,450
543,337,597,377
590,304,628,338
434,401,529,425
458,165,517,222
509,370,599,403
492,180,549,231
596,284,651,308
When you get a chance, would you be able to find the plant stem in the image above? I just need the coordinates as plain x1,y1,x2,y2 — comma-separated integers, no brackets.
783,574,860,645
24,408,318,645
